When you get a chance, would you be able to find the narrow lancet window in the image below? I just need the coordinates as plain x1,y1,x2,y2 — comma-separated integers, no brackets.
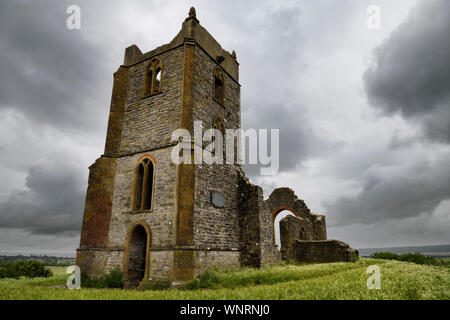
213,68,225,104
133,158,155,211
143,58,162,97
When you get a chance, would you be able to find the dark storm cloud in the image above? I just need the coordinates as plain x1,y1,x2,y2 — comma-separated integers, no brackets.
364,0,450,143
326,156,450,226
0,156,85,235
326,0,450,228
0,0,106,130
0,1,115,241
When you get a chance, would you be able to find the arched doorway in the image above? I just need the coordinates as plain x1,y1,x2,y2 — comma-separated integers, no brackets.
127,224,148,283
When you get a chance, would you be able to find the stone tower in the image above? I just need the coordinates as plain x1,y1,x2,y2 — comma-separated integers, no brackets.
76,8,357,286
77,8,243,285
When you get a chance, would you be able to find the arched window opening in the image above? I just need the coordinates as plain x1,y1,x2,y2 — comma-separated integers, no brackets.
274,210,297,251
133,158,155,211
143,58,162,97
213,68,225,104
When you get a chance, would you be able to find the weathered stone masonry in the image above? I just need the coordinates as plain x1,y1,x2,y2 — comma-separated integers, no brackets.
76,8,357,285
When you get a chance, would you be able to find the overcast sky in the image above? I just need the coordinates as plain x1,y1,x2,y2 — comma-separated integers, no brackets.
0,0,448,255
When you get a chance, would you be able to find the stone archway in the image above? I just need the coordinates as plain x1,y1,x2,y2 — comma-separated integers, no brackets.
272,207,300,248
125,223,150,284
266,188,312,248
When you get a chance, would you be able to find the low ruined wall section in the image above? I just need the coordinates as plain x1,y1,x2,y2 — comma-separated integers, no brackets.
291,240,358,263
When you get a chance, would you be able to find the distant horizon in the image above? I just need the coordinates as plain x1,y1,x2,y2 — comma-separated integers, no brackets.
357,243,450,251
2,243,450,258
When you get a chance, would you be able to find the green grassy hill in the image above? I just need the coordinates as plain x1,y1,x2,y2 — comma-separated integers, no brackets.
0,258,448,300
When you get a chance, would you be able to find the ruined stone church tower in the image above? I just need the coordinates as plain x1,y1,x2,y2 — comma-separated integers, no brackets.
77,8,357,285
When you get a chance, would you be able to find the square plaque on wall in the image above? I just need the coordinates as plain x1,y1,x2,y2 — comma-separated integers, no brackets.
210,190,225,208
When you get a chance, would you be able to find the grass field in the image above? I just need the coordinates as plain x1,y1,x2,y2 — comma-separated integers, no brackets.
0,258,448,300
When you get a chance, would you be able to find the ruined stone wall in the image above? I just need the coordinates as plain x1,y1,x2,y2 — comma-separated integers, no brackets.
291,240,358,263
261,188,320,266
78,156,117,249
77,65,127,273
280,215,313,241
104,67,128,156
312,215,327,240
259,202,281,267
267,188,311,218
279,215,313,259
238,175,263,267
277,212,328,262
237,172,282,267
77,156,118,277
76,248,123,278
194,250,240,275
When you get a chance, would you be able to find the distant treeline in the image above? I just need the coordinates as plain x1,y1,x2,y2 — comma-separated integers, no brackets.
359,244,450,257
0,255,75,266
371,252,450,267
0,260,53,279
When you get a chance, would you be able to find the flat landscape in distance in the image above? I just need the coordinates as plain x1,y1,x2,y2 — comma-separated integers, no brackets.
0,258,448,300
0,255,75,266
358,244,450,258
